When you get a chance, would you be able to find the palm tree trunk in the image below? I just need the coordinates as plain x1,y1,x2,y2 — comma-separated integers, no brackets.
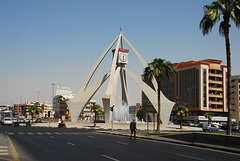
224,16,232,135
31,114,33,125
180,118,182,129
94,112,97,127
156,80,161,132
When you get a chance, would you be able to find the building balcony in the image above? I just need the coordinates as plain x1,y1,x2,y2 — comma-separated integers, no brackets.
209,87,222,91
209,100,223,105
209,94,223,98
209,108,223,112
209,73,222,77
209,80,222,84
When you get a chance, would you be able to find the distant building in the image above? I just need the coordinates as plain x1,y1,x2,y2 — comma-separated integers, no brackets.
53,86,75,119
13,104,28,117
81,100,96,120
41,102,55,119
231,75,240,122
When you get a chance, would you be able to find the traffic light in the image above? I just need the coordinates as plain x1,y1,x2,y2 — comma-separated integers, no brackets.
110,105,114,112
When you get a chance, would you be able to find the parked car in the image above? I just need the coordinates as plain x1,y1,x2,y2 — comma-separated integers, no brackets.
220,124,227,130
24,118,30,123
202,124,219,132
12,118,18,123
232,124,240,131
196,123,207,127
1,117,13,126
19,118,25,123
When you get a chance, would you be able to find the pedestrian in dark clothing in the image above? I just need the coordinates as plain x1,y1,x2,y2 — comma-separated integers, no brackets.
130,118,136,139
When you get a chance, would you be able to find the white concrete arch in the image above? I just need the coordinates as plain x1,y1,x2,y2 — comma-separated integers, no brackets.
67,31,175,124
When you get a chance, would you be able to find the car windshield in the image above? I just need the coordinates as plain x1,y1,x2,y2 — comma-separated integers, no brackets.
5,119,11,121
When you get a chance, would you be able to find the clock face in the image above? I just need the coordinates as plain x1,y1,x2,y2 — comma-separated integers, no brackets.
119,52,128,63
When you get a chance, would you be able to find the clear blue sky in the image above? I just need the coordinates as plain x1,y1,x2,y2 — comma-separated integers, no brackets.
0,0,239,105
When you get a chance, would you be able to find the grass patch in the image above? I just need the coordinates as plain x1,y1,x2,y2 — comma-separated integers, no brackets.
214,133,240,136
137,132,184,136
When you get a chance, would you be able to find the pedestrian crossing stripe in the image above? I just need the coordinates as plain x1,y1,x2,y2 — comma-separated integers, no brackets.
6,132,87,135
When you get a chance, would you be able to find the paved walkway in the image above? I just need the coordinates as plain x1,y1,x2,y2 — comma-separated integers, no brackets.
33,120,203,132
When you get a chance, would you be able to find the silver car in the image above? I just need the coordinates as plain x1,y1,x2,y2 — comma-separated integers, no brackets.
202,124,219,132
1,117,13,126
232,124,240,131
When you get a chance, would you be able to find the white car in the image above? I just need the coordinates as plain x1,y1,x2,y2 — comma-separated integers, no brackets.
1,117,13,126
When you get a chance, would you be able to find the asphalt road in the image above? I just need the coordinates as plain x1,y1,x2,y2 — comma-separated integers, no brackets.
0,126,240,161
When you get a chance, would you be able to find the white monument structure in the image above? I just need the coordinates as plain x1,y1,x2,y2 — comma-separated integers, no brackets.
67,30,175,124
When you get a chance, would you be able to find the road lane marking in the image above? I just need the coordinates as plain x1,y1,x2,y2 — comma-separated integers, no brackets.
18,132,24,135
175,153,203,160
7,132,14,135
0,146,8,148
117,141,129,145
67,142,75,146
0,150,8,152
27,132,34,135
53,132,62,135
7,134,20,161
72,132,79,135
102,155,120,161
0,153,9,155
36,132,44,135
50,136,55,139
88,136,95,138
45,132,52,135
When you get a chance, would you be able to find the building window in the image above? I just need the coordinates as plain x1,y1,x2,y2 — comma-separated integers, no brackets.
203,69,207,107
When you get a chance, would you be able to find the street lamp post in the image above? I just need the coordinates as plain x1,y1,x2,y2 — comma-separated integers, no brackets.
50,83,55,127
37,91,40,102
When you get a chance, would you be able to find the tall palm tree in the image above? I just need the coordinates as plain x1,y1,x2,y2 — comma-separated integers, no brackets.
35,107,43,123
176,106,189,129
144,58,177,132
204,112,214,124
91,104,103,127
27,102,40,125
200,0,240,135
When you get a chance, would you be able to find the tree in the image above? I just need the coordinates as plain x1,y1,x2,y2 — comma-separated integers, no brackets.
144,58,177,132
35,107,43,123
27,102,40,125
176,106,189,129
204,112,214,124
91,104,103,127
200,0,240,135
137,108,149,120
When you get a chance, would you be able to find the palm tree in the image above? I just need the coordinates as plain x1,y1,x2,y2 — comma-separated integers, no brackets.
91,104,103,127
200,0,240,135
35,107,43,123
27,102,40,125
144,58,177,132
204,112,214,124
176,106,189,129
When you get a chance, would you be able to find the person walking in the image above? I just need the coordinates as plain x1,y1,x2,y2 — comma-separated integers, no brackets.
130,118,137,139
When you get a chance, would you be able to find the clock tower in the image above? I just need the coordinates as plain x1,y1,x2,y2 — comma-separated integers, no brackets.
112,48,129,65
